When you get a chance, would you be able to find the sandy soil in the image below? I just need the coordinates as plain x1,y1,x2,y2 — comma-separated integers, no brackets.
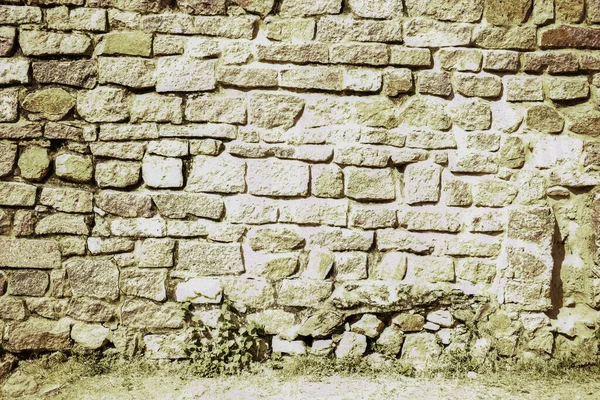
5,366,600,400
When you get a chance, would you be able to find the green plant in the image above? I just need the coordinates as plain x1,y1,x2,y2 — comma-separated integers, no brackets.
182,298,265,377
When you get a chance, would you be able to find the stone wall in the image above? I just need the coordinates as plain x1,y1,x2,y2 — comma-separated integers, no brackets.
0,0,599,364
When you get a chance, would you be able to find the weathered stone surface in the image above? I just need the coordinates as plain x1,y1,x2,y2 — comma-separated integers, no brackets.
0,141,17,177
71,322,109,349
178,241,244,275
187,155,246,194
547,77,589,101
17,146,50,181
65,258,119,300
404,162,441,204
142,155,183,188
19,30,92,56
475,26,536,50
280,0,342,17
336,331,367,358
404,18,472,47
120,268,167,301
77,87,129,123
0,239,60,269
541,26,600,49
97,191,152,218
248,226,305,253
345,167,395,201
247,158,309,197
121,299,183,329
0,88,18,123
110,217,167,237
418,71,452,97
248,93,304,130
95,160,140,188
54,153,93,182
99,57,155,88
32,60,97,89
401,97,452,130
526,105,564,133
131,93,182,124
40,187,93,213
0,58,29,85
137,238,174,267
5,318,71,352
22,88,75,121
0,26,15,56
277,279,333,307
484,0,531,24
157,57,216,92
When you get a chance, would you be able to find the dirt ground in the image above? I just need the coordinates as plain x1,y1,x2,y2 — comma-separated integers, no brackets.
3,360,600,400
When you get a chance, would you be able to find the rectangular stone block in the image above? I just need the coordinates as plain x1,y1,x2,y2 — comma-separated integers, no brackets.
225,195,279,224
156,57,216,92
47,6,107,32
32,60,96,89
152,192,224,220
404,18,471,47
0,239,61,269
0,181,37,206
279,0,342,17
19,30,92,56
308,227,374,251
0,6,42,24
257,43,329,64
159,124,237,139
404,162,441,204
247,158,309,197
376,229,434,254
185,96,246,124
344,166,396,201
0,58,29,85
178,241,244,275
40,187,93,213
130,93,183,124
280,66,344,91
217,66,278,88
193,16,257,39
99,57,155,88
474,26,537,50
330,43,389,65
0,26,15,56
404,210,461,232
279,198,347,226
316,16,402,43
187,154,246,194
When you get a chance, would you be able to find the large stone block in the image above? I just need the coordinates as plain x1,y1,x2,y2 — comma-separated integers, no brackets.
65,258,119,300
247,158,309,197
178,241,244,275
187,155,246,194
345,167,396,201
5,318,71,352
156,57,216,92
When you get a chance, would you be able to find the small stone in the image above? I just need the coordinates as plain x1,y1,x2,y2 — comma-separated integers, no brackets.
95,160,140,188
142,155,183,188
447,98,491,131
156,57,216,92
272,337,307,355
351,314,385,338
217,66,278,88
77,87,129,123
474,179,518,207
375,325,405,356
384,69,413,96
483,50,519,71
418,71,452,96
39,187,93,213
71,322,110,349
175,277,222,303
18,146,50,181
178,0,225,14
277,279,333,307
0,58,29,85
0,88,18,122
404,18,472,47
248,93,304,130
121,299,183,329
377,251,408,280
185,96,246,124
546,76,589,101
392,313,424,332
178,241,244,275
438,48,482,71
130,93,182,124
400,97,452,131
304,247,334,279
404,162,441,204
389,47,432,67
120,268,167,301
279,0,342,17
526,105,564,133
187,154,246,194
98,30,151,56
265,17,314,41
0,141,17,177
96,191,152,218
345,167,395,201
311,164,344,198
99,57,155,88
5,318,71,352
0,26,15,56
401,332,442,370
247,158,309,197
111,217,166,238
335,331,367,358
453,73,502,98
138,238,174,267
505,76,544,102
474,26,536,50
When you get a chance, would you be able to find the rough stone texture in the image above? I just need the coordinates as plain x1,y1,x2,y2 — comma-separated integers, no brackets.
0,0,595,365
